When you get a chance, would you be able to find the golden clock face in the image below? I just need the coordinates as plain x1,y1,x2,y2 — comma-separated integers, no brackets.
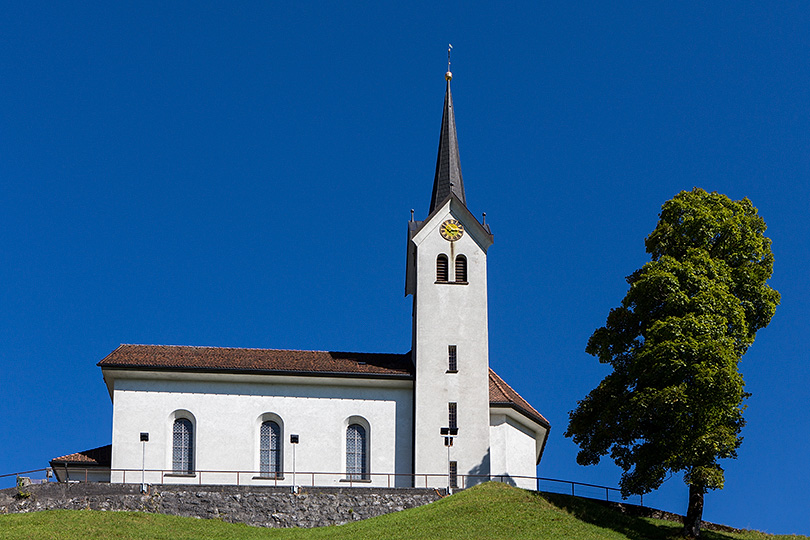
440,219,464,241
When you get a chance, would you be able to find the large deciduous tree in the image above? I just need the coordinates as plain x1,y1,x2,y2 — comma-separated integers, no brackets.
566,188,779,537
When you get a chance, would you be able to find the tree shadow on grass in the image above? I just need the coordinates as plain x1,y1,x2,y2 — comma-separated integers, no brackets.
541,493,742,540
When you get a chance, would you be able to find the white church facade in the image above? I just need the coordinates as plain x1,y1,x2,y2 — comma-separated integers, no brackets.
51,71,550,490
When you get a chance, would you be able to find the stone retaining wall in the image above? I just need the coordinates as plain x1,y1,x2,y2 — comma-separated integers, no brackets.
0,482,445,528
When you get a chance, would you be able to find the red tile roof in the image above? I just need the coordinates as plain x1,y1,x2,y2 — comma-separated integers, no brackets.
489,369,550,428
98,344,547,427
98,344,413,378
50,445,111,467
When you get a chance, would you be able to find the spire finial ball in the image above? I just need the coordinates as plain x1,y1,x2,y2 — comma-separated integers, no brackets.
445,71,453,81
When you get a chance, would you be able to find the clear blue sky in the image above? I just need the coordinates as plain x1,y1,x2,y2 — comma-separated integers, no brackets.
2,2,807,535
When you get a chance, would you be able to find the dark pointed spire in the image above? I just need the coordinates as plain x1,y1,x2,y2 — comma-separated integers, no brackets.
429,70,466,213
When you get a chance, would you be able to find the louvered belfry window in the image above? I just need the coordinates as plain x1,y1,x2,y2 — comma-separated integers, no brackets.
260,421,281,478
436,254,449,282
346,424,367,480
455,255,467,283
172,418,194,474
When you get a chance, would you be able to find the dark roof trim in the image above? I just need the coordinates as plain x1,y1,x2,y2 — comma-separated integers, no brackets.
490,403,551,430
101,365,415,381
537,423,550,464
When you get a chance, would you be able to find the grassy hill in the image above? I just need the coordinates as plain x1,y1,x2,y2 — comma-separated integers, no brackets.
0,482,805,540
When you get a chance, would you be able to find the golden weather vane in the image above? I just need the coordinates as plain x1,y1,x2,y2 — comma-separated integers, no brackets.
446,44,453,81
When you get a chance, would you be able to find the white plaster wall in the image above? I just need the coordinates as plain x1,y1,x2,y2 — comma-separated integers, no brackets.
489,414,538,490
109,375,413,487
412,200,492,487
56,469,111,483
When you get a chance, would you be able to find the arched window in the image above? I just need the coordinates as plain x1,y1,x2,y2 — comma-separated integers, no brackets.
172,418,194,474
260,421,281,478
455,255,467,283
436,254,449,282
346,424,367,480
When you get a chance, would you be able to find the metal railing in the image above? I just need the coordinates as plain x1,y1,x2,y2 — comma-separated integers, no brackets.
2,467,642,505
537,476,642,506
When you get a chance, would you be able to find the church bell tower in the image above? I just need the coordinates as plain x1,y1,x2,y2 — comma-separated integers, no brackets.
406,68,494,487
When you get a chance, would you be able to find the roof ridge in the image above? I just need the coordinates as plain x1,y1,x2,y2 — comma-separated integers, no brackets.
50,445,112,464
488,368,511,399
119,344,408,356
98,346,414,377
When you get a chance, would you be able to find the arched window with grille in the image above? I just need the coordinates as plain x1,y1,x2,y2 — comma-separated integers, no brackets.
346,424,368,480
436,254,449,282
455,255,467,283
260,420,281,478
172,418,194,474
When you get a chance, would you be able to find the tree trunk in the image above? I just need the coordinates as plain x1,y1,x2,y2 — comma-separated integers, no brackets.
684,483,705,538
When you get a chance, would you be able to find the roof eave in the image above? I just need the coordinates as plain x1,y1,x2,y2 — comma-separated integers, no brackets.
99,364,415,381
490,402,551,430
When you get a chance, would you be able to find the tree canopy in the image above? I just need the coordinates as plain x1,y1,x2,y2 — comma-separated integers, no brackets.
565,188,779,536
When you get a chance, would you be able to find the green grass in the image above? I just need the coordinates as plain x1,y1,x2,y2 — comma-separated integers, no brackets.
0,482,805,540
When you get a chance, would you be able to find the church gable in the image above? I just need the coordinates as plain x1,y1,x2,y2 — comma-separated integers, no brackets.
410,194,493,253
405,194,493,296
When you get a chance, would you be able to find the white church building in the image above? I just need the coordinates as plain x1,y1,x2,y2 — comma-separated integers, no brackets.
51,71,550,490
